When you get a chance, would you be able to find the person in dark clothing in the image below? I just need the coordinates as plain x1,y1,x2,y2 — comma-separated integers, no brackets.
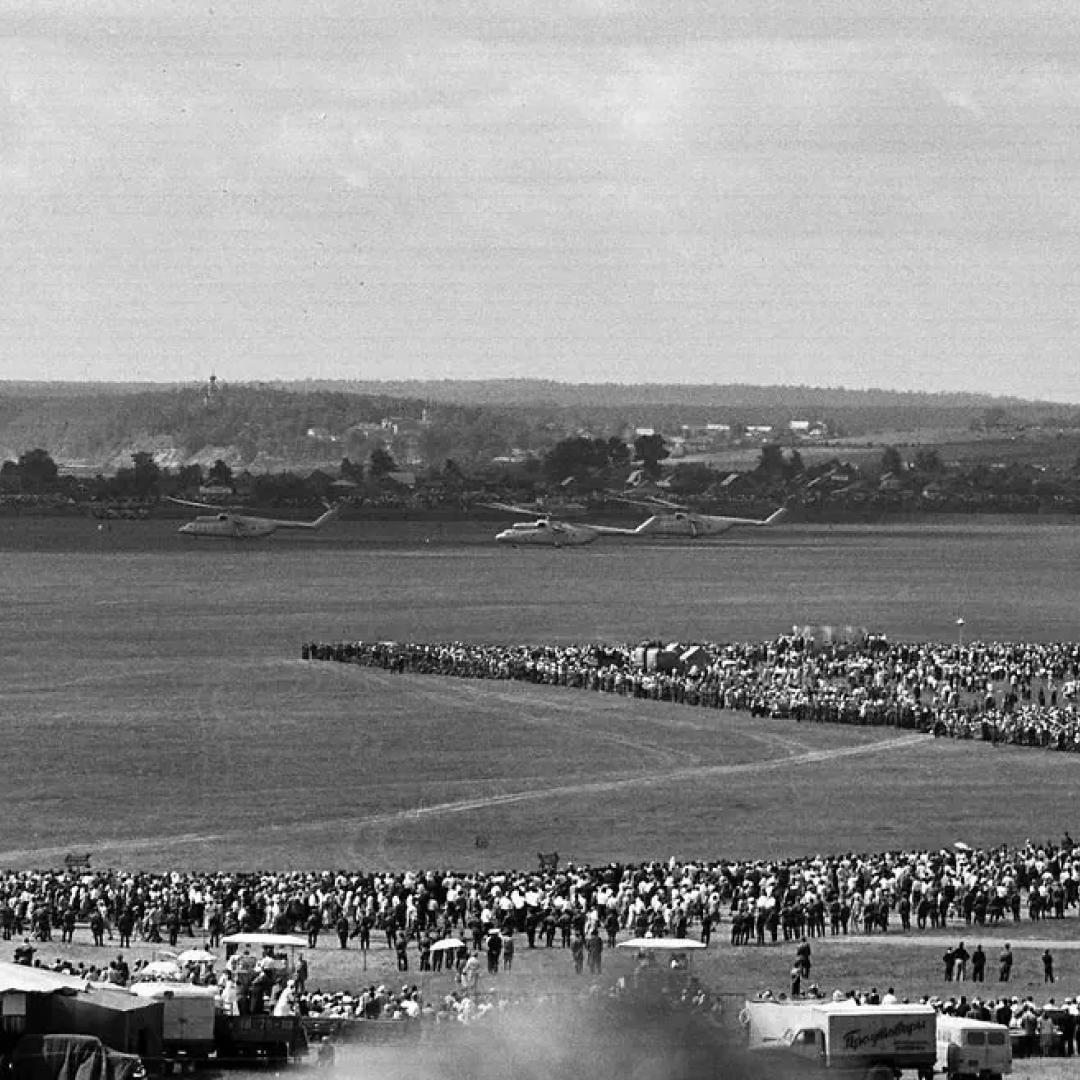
898,895,911,931
558,911,572,948
1043,949,1055,983
207,910,223,949
585,929,603,974
571,933,585,974
971,944,986,981
336,915,350,949
700,912,713,946
953,941,970,980
999,944,1014,981
605,910,620,949
543,911,557,948
943,947,955,981
796,937,812,978
250,970,269,1015
486,931,502,974
1058,1003,1076,1056
307,910,322,949
355,915,372,952
116,910,135,950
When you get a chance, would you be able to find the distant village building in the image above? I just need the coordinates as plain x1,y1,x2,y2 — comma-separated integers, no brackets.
678,423,724,453
381,417,428,436
492,448,541,464
789,419,829,439
878,472,909,493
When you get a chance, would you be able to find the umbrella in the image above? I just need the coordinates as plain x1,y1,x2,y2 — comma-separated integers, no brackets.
953,841,972,852
177,949,217,964
616,937,708,951
430,937,466,951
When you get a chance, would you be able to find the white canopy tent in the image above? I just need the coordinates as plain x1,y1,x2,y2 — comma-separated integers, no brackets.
220,933,308,949
616,937,707,951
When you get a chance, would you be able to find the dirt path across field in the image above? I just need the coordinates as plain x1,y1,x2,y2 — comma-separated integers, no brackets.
0,730,930,864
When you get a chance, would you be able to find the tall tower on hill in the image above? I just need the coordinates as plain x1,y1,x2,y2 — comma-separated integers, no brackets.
204,373,221,408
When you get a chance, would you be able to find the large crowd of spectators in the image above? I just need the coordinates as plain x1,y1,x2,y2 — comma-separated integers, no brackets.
6,833,1080,969
302,635,1080,752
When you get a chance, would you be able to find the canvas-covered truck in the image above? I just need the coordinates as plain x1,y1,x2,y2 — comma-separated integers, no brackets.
744,1000,937,1080
935,1016,1011,1080
128,984,217,1065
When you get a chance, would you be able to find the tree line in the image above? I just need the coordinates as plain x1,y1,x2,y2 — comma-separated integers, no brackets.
7,434,1080,518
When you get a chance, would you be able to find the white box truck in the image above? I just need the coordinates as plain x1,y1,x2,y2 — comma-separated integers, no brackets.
935,1016,1011,1080
745,1000,937,1080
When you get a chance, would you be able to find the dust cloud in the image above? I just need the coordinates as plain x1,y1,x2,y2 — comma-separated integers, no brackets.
325,994,759,1080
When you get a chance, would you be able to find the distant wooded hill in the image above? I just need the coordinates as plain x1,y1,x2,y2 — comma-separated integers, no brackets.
0,378,1048,408
0,380,1077,472
287,379,1037,409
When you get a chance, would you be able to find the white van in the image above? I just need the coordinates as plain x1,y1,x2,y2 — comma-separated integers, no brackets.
935,1015,1011,1080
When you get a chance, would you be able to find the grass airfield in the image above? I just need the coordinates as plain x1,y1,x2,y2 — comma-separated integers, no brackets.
4,516,1080,867
6,518,1080,1076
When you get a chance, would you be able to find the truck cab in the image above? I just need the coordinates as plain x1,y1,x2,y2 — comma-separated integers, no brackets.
789,1027,828,1065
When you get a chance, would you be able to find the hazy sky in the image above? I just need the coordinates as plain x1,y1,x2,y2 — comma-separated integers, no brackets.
2,0,1079,397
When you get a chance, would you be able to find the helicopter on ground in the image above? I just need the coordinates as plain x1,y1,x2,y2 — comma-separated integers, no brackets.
611,494,791,538
482,502,652,547
170,498,341,538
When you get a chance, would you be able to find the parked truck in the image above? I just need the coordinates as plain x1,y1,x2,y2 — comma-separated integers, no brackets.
935,1015,1011,1080
744,1000,938,1080
129,984,217,1065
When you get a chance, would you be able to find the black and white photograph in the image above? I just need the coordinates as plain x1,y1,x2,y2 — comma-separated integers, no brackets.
2,1,1080,1078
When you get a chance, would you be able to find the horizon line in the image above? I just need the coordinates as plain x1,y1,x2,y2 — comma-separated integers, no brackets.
0,377,1048,403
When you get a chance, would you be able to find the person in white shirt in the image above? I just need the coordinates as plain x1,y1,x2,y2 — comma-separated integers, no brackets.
219,973,239,1016
273,980,297,1017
